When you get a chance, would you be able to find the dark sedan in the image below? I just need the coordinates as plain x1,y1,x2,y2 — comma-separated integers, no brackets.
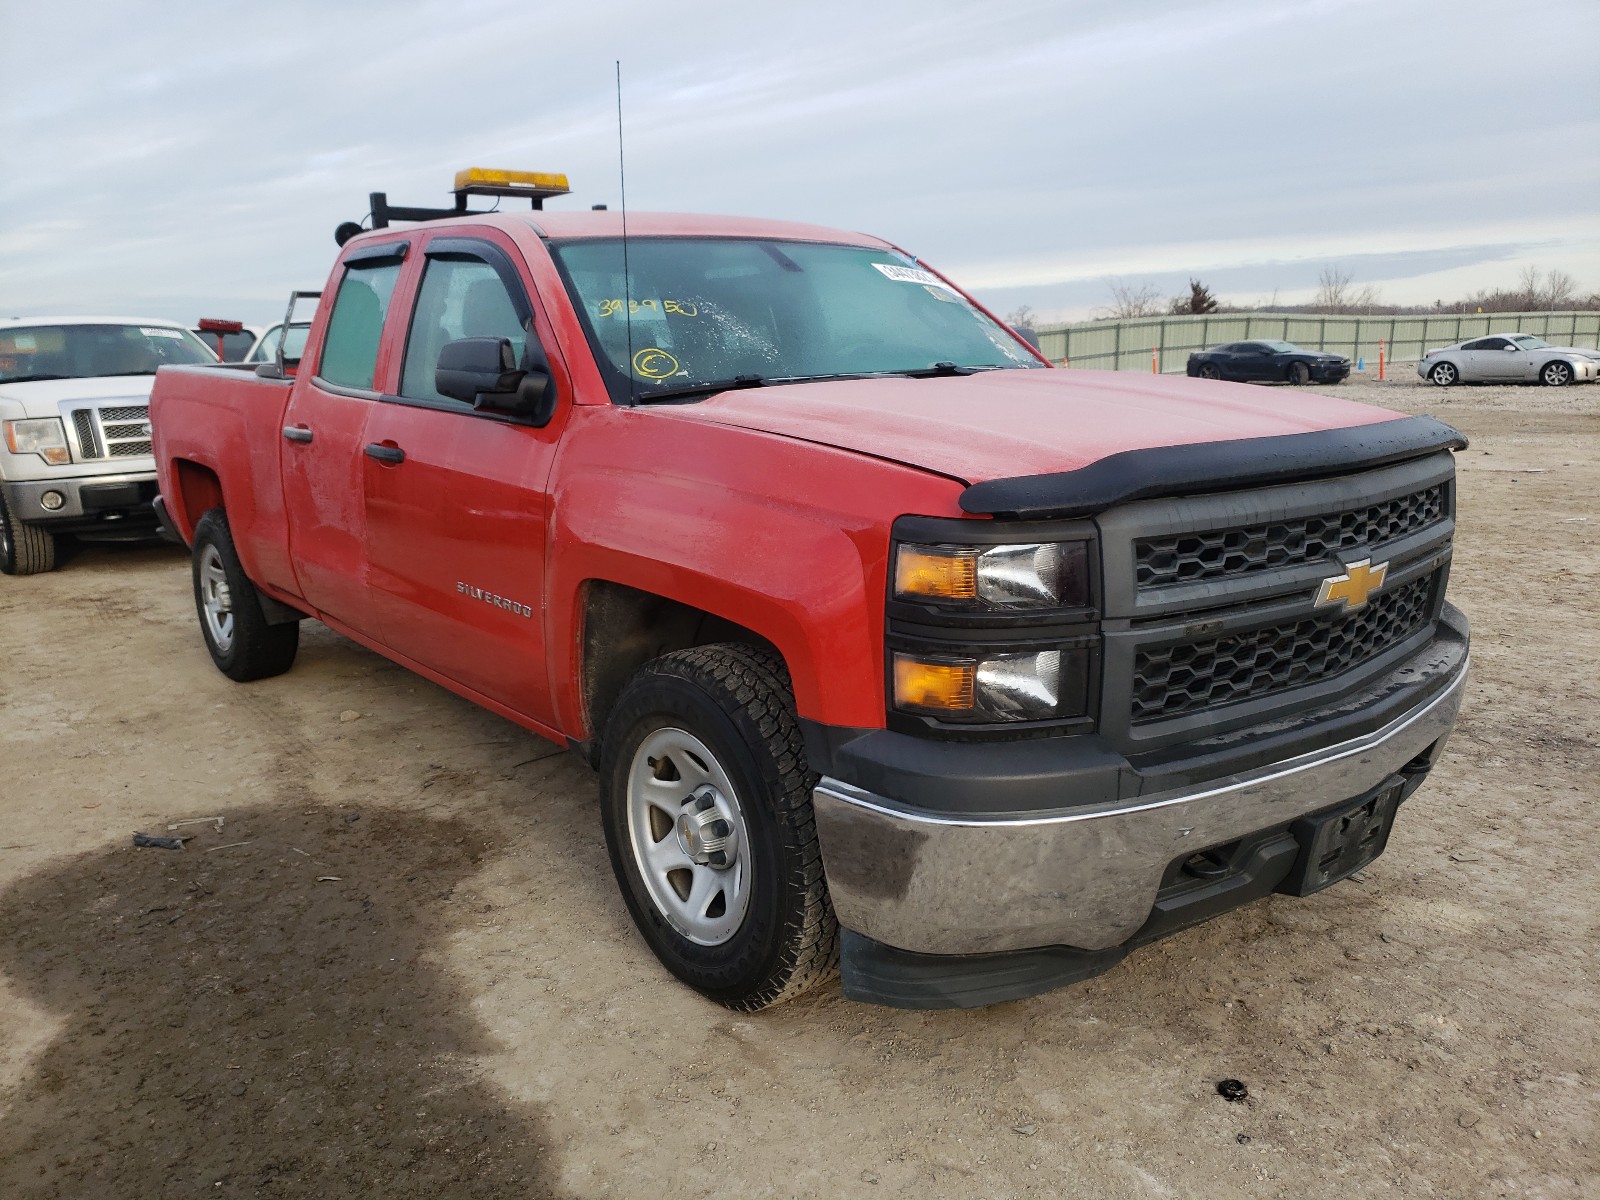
1187,340,1350,385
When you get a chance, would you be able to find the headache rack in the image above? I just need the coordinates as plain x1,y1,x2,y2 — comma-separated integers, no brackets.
337,168,572,245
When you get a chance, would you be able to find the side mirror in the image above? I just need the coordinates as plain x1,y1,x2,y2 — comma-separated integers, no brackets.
1504,345,1520,352
436,337,556,426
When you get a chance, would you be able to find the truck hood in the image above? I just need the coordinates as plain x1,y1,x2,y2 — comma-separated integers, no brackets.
653,368,1402,485
0,375,156,418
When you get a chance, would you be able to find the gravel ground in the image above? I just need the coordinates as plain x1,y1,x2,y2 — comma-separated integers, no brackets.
0,374,1595,1198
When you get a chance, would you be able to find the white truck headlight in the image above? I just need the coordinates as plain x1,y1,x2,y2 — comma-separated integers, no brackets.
3,417,71,465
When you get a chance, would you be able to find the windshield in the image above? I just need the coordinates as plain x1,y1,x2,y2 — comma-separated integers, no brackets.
1260,340,1302,353
551,238,1041,401
0,323,214,384
1511,335,1550,349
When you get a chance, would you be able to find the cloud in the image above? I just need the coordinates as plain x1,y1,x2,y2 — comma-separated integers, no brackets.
1,0,1596,324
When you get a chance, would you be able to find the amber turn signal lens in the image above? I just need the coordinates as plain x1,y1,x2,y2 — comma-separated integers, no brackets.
893,655,976,712
894,545,977,601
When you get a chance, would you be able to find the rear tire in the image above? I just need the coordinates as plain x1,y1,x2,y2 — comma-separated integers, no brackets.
0,492,56,575
1287,361,1311,385
1429,361,1459,387
190,508,299,682
1541,360,1573,387
599,643,838,1010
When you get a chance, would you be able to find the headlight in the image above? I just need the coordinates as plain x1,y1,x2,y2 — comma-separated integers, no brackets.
893,646,1091,723
3,418,71,465
894,540,1091,611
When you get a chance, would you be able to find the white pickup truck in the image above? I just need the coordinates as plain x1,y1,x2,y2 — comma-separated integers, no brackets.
0,317,217,574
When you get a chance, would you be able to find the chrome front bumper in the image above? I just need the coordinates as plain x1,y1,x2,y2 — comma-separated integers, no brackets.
813,658,1467,957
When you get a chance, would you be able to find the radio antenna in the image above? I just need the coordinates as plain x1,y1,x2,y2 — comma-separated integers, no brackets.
616,60,635,404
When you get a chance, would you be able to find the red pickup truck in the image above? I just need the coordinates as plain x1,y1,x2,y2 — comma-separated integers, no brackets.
150,188,1469,1010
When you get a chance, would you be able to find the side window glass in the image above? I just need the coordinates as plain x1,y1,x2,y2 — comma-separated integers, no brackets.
401,257,528,403
1483,337,1510,350
318,261,402,390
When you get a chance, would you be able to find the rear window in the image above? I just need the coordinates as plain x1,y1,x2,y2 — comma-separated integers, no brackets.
317,262,402,390
0,323,214,384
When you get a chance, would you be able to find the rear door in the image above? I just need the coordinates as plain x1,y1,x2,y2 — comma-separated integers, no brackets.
280,241,408,628
361,230,568,723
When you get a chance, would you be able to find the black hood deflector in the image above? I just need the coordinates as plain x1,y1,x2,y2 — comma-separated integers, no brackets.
959,414,1468,520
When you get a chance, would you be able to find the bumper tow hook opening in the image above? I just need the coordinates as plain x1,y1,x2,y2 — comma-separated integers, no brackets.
1182,849,1233,881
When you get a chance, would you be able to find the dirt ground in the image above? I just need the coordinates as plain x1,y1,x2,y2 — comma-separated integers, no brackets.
1,371,1596,1199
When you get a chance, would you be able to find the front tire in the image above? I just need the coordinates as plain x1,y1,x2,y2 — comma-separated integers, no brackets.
1197,362,1222,380
1541,360,1574,387
1287,361,1311,385
0,491,56,575
190,508,299,681
1430,361,1459,387
599,643,838,1010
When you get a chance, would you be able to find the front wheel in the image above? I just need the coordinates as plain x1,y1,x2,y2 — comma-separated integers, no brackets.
0,491,56,575
1197,362,1222,380
1429,361,1459,387
1541,360,1574,387
1287,361,1311,385
191,508,299,681
599,644,838,1010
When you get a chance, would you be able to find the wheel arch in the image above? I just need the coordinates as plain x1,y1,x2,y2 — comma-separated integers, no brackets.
168,458,224,543
574,577,803,766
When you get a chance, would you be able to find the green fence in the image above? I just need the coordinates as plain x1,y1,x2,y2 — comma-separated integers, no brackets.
1034,311,1600,374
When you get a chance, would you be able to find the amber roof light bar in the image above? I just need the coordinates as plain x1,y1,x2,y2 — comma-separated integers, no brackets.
338,168,572,244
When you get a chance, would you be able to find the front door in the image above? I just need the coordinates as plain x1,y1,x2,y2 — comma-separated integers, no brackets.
281,246,407,627
361,233,566,723
1473,336,1520,380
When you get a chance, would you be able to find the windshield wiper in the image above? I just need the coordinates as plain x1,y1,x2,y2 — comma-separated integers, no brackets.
2,373,71,383
894,362,1001,378
632,374,767,404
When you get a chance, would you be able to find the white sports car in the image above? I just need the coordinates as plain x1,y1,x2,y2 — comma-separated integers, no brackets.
1419,333,1600,387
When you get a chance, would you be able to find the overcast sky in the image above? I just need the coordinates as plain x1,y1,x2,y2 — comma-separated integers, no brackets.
2,0,1597,326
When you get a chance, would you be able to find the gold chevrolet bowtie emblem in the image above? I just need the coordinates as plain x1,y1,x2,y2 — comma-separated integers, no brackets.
1315,558,1388,612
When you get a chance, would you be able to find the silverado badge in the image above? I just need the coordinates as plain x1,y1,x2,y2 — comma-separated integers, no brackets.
1314,558,1388,612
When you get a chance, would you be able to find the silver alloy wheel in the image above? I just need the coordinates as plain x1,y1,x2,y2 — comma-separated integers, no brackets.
1431,362,1458,386
198,543,236,653
626,726,752,946
1542,361,1571,386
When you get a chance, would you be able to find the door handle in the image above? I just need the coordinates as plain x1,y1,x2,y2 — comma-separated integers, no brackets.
364,443,406,464
282,426,314,444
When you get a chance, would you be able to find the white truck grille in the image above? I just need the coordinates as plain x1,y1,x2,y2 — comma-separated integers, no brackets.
71,403,153,460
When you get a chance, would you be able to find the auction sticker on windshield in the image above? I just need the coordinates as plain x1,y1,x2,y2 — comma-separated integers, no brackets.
872,263,957,291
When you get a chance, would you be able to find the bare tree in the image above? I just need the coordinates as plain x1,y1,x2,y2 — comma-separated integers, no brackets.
1541,269,1577,310
1516,264,1542,307
1004,304,1037,330
1103,278,1164,319
1312,265,1380,314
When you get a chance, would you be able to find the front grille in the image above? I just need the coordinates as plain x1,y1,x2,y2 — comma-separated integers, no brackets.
70,403,150,461
1131,571,1437,723
1135,484,1445,590
72,409,101,457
